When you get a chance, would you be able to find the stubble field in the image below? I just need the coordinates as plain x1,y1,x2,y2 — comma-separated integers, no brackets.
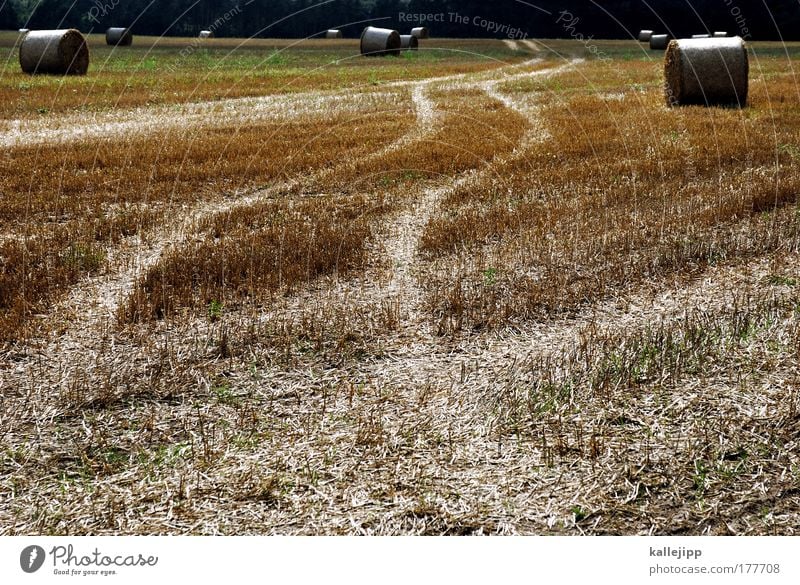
1,33,799,535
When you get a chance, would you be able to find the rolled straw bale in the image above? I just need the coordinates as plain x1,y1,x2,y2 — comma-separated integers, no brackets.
664,36,749,107
411,27,429,39
400,34,419,51
19,29,89,75
106,27,133,46
325,29,343,39
649,34,670,51
360,26,401,57
639,30,653,42
692,34,710,38
18,28,30,34
199,30,214,39
713,31,728,38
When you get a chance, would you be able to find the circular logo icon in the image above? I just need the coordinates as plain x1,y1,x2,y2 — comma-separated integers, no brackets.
20,545,46,574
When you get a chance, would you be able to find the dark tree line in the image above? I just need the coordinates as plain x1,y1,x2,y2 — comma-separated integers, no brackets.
2,1,799,40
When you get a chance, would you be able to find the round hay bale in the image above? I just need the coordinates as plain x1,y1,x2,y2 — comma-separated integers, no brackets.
19,29,89,75
360,26,401,57
106,27,133,46
411,27,429,39
325,29,343,39
692,34,711,39
713,31,728,38
664,36,749,107
400,34,419,51
639,30,653,42
18,28,30,35
199,30,214,39
649,34,670,51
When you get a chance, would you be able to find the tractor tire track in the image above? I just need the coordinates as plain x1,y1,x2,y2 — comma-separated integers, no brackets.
26,59,545,359
381,60,582,330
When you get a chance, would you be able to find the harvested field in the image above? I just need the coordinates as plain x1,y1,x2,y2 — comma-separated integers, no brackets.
1,38,799,536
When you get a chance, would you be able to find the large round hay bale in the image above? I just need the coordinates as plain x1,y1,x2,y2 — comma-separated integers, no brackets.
325,29,342,39
639,30,653,42
360,26,401,57
664,36,749,107
411,27,429,39
649,34,670,51
713,31,728,38
400,34,419,51
106,27,133,46
19,29,89,75
199,30,214,39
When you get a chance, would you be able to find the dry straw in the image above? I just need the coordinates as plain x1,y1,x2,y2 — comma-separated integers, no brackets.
649,34,670,51
664,36,749,107
199,30,214,39
19,29,89,75
106,27,133,46
411,27,430,39
360,26,401,57
400,34,419,51
639,30,653,42
325,29,343,39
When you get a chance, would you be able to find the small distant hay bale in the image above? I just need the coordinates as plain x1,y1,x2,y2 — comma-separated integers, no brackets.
649,34,670,51
18,28,30,35
400,35,419,51
411,27,429,39
199,30,214,39
639,30,653,42
664,36,749,107
325,29,343,39
19,29,89,75
106,27,133,46
360,26,401,57
713,31,728,38
692,34,711,38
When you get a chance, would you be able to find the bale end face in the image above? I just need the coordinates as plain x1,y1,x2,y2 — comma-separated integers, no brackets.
19,29,89,75
664,37,749,108
360,27,402,57
649,34,670,51
400,35,419,51
411,27,430,40
106,27,133,46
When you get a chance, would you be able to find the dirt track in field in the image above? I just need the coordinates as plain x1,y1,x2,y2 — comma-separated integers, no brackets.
26,57,553,349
